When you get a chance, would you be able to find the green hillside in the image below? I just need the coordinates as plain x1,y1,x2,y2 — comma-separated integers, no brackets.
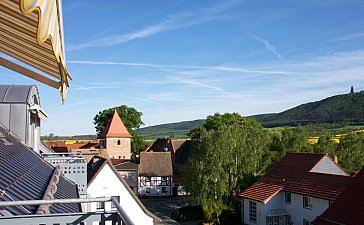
254,91,364,127
137,91,364,139
136,119,205,139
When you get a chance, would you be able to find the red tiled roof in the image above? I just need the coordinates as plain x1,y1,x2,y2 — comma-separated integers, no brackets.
100,111,132,138
110,158,129,165
80,141,100,149
240,153,353,203
43,141,66,147
240,182,282,203
312,218,337,225
313,168,364,225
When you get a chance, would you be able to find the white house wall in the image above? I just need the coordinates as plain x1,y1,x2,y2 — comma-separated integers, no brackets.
243,192,283,225
310,156,347,176
284,193,329,225
243,192,330,225
87,164,154,225
138,176,172,196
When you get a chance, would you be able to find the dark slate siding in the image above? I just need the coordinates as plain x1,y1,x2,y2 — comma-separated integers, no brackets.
0,124,81,215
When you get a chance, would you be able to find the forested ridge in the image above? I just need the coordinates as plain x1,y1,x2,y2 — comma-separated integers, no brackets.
251,91,364,127
136,91,364,138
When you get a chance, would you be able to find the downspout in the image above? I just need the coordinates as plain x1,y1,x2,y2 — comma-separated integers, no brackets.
36,165,62,214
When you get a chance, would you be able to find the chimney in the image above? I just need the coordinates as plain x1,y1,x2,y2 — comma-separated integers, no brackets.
333,156,338,164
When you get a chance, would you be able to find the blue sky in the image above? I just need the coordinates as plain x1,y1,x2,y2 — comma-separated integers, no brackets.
2,0,364,135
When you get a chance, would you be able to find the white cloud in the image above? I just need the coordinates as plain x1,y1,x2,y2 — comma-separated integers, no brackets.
331,32,364,42
248,34,284,60
68,60,291,75
68,1,243,50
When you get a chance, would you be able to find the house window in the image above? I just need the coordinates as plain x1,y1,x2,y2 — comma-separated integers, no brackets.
162,187,167,193
303,196,313,209
285,192,291,204
126,172,135,180
117,140,121,145
145,177,151,182
303,219,311,225
266,216,279,225
111,196,120,210
146,187,151,194
161,176,167,185
249,200,257,223
96,198,105,210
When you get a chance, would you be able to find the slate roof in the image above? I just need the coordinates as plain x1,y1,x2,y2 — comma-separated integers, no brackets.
139,152,173,177
147,138,172,152
148,138,187,153
174,140,195,163
147,138,194,163
313,167,364,225
100,111,132,138
113,160,139,171
240,153,353,203
0,123,80,215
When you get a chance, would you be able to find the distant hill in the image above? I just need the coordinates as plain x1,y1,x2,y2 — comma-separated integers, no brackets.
251,91,364,127
137,91,364,139
136,119,205,139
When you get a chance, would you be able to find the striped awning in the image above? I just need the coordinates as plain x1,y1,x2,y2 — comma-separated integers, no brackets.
0,0,71,103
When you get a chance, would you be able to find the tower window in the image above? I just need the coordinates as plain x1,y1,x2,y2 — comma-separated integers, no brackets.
117,140,121,145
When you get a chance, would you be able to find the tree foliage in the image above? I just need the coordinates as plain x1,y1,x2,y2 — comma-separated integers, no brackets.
183,112,364,221
189,112,262,139
314,132,336,154
312,131,364,174
336,132,364,174
269,127,313,164
93,105,144,154
94,105,143,134
183,113,271,220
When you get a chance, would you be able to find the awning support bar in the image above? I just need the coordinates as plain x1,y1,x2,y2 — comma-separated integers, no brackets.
0,56,60,89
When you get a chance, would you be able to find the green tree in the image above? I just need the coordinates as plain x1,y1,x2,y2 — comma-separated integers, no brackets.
337,132,364,174
183,113,271,220
93,105,144,155
314,133,337,154
189,112,262,139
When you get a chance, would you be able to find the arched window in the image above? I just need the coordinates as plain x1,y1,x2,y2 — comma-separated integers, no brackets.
117,140,121,145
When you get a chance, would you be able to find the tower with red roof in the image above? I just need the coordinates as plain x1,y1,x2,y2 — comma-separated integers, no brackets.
99,110,132,159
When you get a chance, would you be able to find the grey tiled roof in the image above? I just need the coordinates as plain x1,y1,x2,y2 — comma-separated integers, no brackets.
0,124,80,215
114,160,139,171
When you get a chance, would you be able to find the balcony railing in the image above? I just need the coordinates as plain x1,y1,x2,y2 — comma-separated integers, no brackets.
0,197,134,225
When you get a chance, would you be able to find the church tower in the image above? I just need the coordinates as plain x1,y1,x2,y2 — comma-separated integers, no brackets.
99,111,132,159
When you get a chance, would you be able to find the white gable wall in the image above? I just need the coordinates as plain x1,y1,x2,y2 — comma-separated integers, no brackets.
87,164,154,225
310,156,347,175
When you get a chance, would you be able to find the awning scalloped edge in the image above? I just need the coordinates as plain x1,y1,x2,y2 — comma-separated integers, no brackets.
19,0,71,104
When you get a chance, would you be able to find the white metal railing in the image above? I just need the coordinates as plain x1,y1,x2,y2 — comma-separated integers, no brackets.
0,197,135,225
